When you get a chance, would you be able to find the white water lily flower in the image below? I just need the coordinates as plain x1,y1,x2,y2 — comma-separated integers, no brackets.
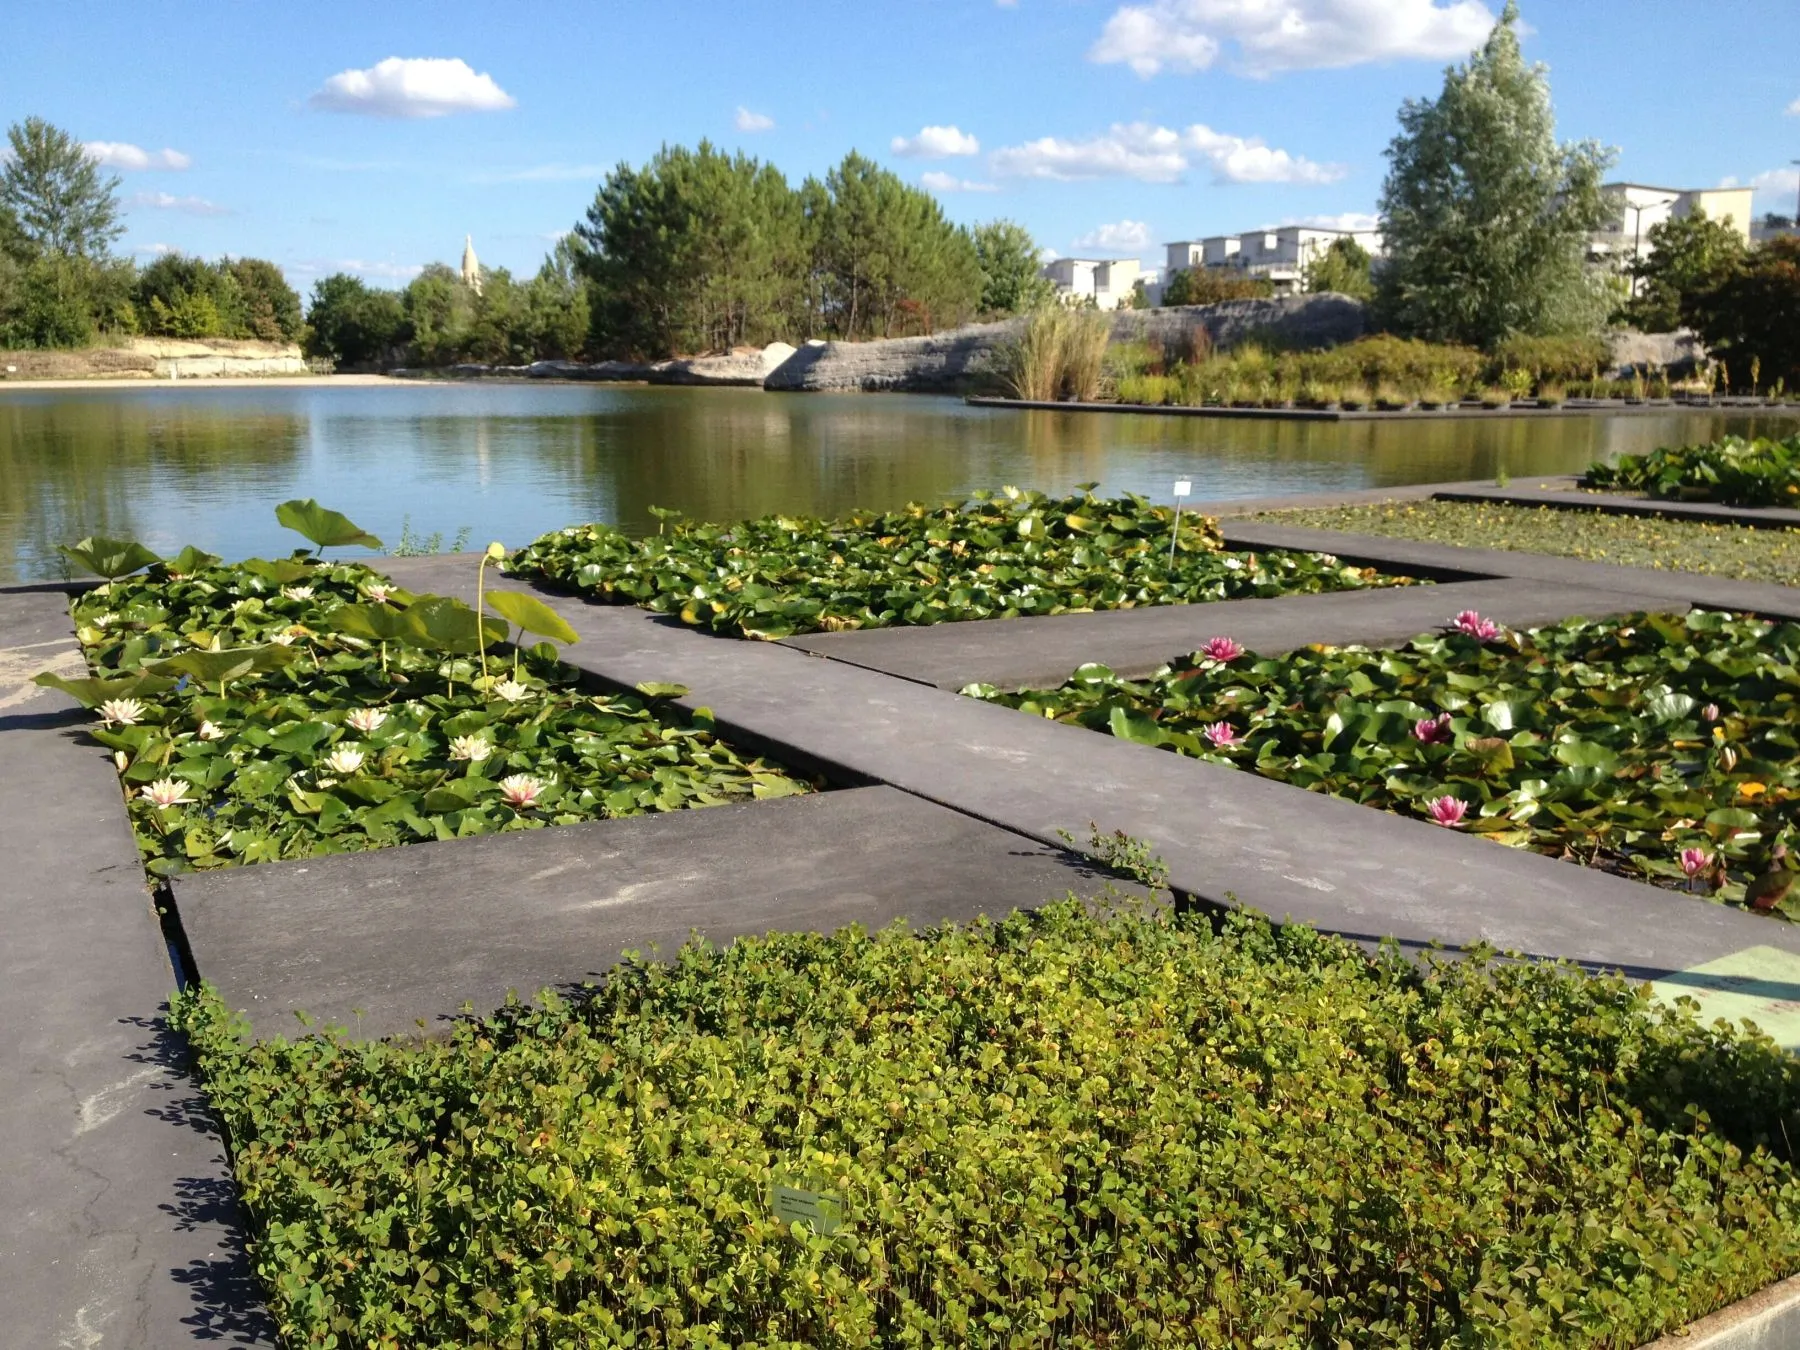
322,746,365,775
268,632,297,646
98,698,146,727
90,612,116,629
499,774,546,809
282,586,315,601
448,734,492,762
364,583,393,604
345,708,388,733
197,719,226,741
141,778,194,809
491,678,531,703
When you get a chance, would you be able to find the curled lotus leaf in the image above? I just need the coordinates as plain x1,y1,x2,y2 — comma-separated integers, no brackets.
275,499,384,552
32,671,175,706
482,590,579,646
329,603,417,644
404,596,507,653
57,537,162,580
149,645,302,685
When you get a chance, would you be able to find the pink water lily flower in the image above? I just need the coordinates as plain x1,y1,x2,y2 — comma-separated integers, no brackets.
1202,721,1241,748
1679,847,1712,879
1427,795,1469,827
1200,636,1245,663
1453,611,1502,641
1412,713,1453,745
1701,704,1720,723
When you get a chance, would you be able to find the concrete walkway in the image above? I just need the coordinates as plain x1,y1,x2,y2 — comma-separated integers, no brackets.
1427,478,1800,531
0,588,273,1348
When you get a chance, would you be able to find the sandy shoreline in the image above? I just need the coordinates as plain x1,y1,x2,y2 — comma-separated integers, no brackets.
0,373,405,393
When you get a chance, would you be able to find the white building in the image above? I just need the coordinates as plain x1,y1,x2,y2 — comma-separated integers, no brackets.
1162,225,1383,296
1039,256,1143,310
1590,184,1753,269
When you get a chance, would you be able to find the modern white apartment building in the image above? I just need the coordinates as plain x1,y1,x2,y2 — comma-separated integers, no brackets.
1039,256,1143,310
1590,183,1753,267
1162,225,1383,296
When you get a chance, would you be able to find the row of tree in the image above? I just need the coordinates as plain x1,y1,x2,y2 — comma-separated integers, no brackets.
0,117,303,349
304,146,1058,367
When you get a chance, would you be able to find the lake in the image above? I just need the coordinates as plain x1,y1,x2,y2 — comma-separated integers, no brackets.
0,381,1785,584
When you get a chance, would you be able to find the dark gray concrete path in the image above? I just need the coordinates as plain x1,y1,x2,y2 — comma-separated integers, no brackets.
0,589,273,1348
784,578,1658,689
388,556,1800,982
1429,479,1800,531
174,787,1137,1042
1221,520,1800,619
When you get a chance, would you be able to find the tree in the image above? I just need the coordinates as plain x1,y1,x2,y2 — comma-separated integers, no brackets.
1160,267,1272,306
0,117,123,259
973,220,1055,317
222,257,303,342
134,252,241,337
1693,236,1800,391
1617,209,1746,333
520,238,591,360
1375,2,1614,347
302,274,405,368
1303,237,1374,301
402,263,475,364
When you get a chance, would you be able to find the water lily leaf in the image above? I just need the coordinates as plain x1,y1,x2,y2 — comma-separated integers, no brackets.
404,596,507,653
1552,740,1618,770
275,499,384,552
1464,737,1515,774
634,682,689,699
57,537,162,579
1108,706,1165,746
164,545,222,576
1643,691,1696,722
329,603,416,643
149,645,300,685
240,558,317,585
484,590,579,645
31,671,174,706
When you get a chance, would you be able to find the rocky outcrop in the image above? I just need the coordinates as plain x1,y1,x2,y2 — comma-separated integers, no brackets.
1608,329,1706,378
404,341,799,387
0,338,309,381
761,294,1370,393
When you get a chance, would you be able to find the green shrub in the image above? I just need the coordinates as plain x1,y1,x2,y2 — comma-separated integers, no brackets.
509,491,1407,640
969,609,1800,908
1488,333,1610,386
1586,435,1800,507
173,899,1800,1348
1113,372,1174,405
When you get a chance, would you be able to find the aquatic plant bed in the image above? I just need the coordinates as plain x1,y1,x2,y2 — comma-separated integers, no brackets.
1586,434,1800,507
970,609,1800,912
1255,500,1800,589
173,899,1800,1348
966,394,1800,422
51,552,812,875
507,490,1407,640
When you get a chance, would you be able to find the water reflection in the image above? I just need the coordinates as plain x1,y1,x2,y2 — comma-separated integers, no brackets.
0,381,1785,583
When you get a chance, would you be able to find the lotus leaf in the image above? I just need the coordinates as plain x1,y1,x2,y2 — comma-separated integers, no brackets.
56,536,162,579
32,671,175,706
274,498,384,553
482,589,579,646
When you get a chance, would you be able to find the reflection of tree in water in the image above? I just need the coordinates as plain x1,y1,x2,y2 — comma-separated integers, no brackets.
0,393,306,578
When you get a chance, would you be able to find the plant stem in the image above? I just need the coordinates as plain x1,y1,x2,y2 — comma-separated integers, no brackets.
476,552,491,681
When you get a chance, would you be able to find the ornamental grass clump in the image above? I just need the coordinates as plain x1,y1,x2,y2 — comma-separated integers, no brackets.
509,488,1408,640
173,900,1800,1348
969,609,1800,912
46,526,811,874
1586,434,1800,507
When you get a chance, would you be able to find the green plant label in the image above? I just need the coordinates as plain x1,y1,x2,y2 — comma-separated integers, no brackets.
770,1184,843,1234
1650,946,1800,1052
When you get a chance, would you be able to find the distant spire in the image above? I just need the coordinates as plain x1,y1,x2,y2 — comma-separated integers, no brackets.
460,234,482,294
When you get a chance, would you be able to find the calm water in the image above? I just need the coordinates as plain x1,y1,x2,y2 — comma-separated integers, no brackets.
0,382,1787,584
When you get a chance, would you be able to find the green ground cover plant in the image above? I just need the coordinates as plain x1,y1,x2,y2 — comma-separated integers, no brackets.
969,610,1800,911
173,899,1800,1347
43,506,811,874
1257,499,1800,587
1585,434,1800,507
508,489,1408,640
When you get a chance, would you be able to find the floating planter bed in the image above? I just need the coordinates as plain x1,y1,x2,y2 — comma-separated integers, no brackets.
43,505,814,875
969,609,1800,913
172,899,1800,1348
508,489,1410,640
1586,433,1800,507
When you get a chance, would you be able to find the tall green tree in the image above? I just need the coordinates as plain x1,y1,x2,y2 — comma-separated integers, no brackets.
0,117,123,259
1694,236,1800,390
1619,209,1746,333
1375,2,1614,346
303,274,405,369
402,263,475,365
973,220,1055,317
1303,237,1375,301
223,257,303,342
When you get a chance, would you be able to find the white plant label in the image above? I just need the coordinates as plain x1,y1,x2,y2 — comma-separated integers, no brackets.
1173,481,1192,497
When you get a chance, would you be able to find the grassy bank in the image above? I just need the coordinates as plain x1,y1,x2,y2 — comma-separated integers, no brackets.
175,898,1800,1347
1257,500,1800,587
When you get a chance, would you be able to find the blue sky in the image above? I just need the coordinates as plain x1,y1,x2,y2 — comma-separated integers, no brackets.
5,0,1797,294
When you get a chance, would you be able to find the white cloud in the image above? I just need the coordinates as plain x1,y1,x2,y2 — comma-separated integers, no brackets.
1730,166,1800,198
990,122,1340,185
84,142,191,171
892,125,981,158
308,57,516,118
734,107,775,132
131,191,230,216
1090,0,1496,77
132,242,179,256
1788,96,1800,115
920,170,998,193
477,163,606,183
289,257,425,281
1073,219,1152,253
